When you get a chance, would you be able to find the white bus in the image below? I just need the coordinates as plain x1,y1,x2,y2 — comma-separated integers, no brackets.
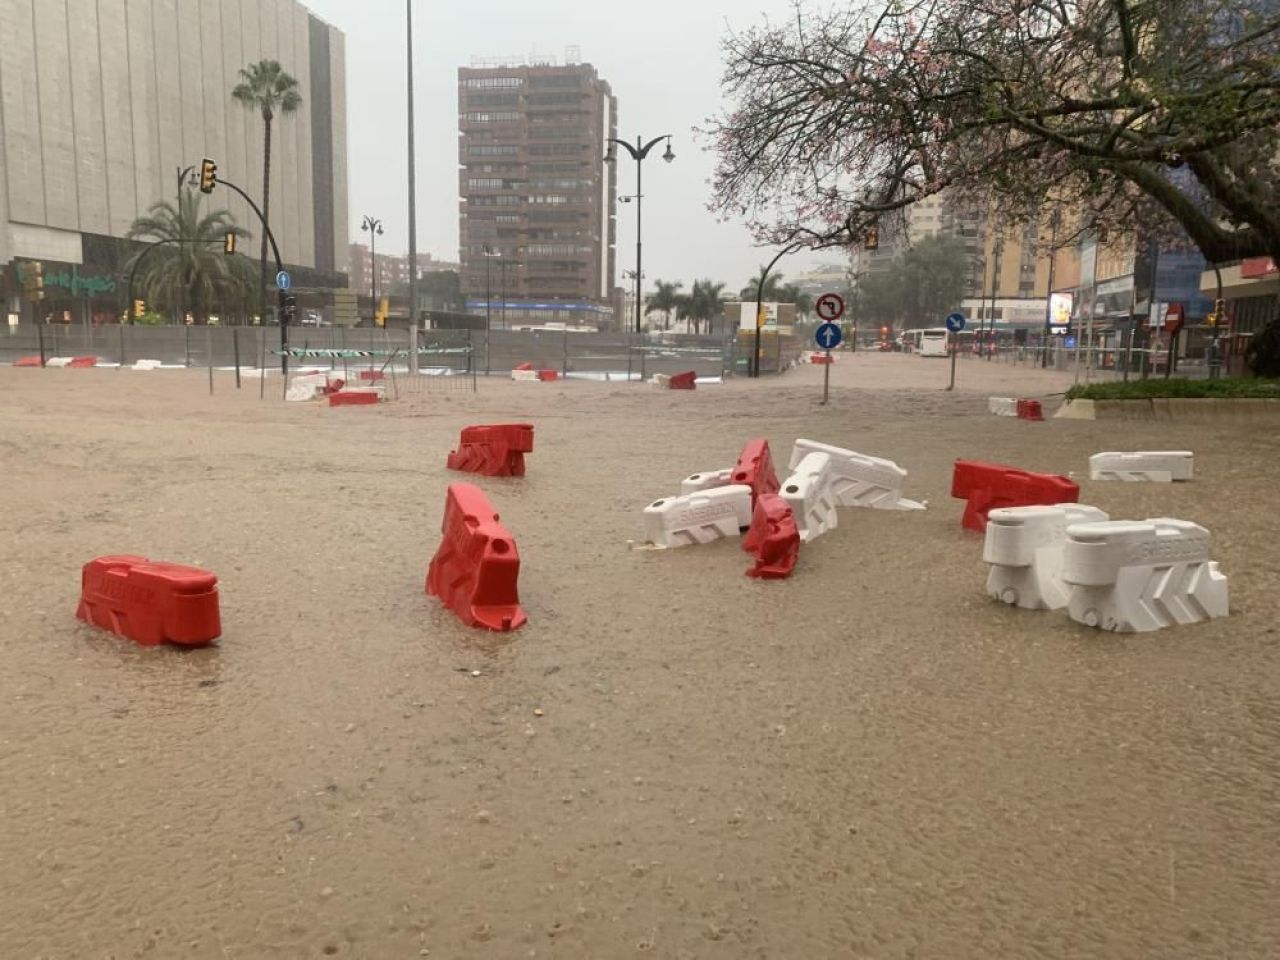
915,328,949,357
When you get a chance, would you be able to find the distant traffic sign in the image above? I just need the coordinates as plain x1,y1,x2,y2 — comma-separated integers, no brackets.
815,293,845,322
945,312,966,332
276,271,291,291
815,322,843,350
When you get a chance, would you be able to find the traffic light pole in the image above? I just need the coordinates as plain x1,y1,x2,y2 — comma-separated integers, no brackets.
210,176,288,376
752,242,802,378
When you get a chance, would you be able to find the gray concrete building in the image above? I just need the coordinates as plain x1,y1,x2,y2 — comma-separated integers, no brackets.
0,0,348,322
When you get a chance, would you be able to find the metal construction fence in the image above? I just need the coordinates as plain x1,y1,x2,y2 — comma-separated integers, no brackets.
0,324,803,383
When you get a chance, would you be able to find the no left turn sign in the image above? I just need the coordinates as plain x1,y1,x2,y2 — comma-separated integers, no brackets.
815,293,845,322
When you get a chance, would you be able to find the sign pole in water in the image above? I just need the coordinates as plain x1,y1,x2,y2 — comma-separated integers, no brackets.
944,312,966,391
814,294,846,405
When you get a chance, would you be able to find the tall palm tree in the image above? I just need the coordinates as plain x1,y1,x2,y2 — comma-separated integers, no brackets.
126,189,254,324
645,279,683,330
741,268,788,302
689,279,728,336
232,60,302,319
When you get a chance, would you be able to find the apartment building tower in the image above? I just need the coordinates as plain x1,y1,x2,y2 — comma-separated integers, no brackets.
457,60,617,328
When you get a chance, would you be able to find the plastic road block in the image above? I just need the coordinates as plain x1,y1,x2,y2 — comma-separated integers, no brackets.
1063,518,1229,632
14,356,42,367
680,468,733,495
76,555,221,647
537,369,559,381
731,439,780,508
68,356,98,368
1089,451,1194,482
951,459,1079,532
427,483,527,631
447,423,534,478
514,362,533,371
742,493,800,579
669,371,697,390
988,397,1017,416
328,390,379,406
779,451,839,542
788,439,925,511
642,485,754,548
1016,399,1045,421
983,504,1110,609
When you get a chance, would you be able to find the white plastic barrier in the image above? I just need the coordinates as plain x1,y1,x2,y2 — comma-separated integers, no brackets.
788,439,925,511
650,374,671,388
46,357,73,368
641,485,753,548
988,397,1018,416
779,451,839,541
511,369,540,381
1062,518,1229,632
680,468,733,495
984,504,1110,609
1089,451,1194,482
132,359,163,371
285,373,332,402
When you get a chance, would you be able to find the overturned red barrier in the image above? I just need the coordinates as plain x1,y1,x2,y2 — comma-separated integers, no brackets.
68,356,98,368
426,483,527,631
76,555,221,647
951,460,1078,532
741,493,800,579
810,353,833,364
328,390,379,406
513,362,533,371
1016,398,1045,421
447,423,534,478
537,369,559,381
14,356,42,367
732,439,780,507
358,370,386,382
669,370,697,390
320,378,346,395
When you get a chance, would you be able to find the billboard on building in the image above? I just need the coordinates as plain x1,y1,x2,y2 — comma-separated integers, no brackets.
1048,292,1073,334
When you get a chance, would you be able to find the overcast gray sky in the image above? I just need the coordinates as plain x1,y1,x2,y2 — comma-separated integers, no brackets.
302,0,848,289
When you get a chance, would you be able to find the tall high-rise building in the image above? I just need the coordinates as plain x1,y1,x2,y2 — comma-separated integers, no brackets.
0,0,349,324
457,60,617,328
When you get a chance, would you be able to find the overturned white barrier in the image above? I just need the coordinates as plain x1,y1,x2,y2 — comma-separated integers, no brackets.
988,397,1018,416
779,451,839,542
984,504,1110,609
511,369,540,381
641,485,753,548
1062,518,1229,632
285,373,333,402
789,439,925,511
45,357,73,368
132,359,163,371
680,468,733,495
1089,451,1194,482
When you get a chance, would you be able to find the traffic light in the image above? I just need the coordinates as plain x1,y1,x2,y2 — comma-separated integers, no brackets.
134,299,145,318
223,231,236,255
199,157,217,194
281,294,297,323
31,261,43,301
865,225,879,250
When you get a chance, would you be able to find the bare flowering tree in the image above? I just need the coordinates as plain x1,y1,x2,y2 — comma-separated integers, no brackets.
708,0,1280,369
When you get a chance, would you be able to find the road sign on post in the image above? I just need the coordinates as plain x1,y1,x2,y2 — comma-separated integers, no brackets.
944,313,965,391
814,322,843,404
276,271,291,291
945,312,966,333
815,293,845,323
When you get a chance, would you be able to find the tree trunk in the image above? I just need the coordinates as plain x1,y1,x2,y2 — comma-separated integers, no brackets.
259,112,273,324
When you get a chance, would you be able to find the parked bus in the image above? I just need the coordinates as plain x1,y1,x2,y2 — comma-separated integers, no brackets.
916,327,949,357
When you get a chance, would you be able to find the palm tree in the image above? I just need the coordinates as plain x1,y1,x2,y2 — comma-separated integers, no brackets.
689,279,728,335
741,268,788,302
779,283,814,320
126,189,254,324
645,279,684,330
232,60,302,319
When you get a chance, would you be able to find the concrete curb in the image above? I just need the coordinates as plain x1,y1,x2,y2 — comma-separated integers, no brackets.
1057,397,1280,422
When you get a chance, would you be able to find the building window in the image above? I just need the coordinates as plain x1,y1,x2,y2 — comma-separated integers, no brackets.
467,178,505,189
466,111,521,123
466,144,519,157
529,75,582,88
462,77,524,89
466,93,520,108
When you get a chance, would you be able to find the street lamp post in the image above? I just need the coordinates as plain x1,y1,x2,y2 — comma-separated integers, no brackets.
361,215,383,325
482,245,501,331
606,135,674,335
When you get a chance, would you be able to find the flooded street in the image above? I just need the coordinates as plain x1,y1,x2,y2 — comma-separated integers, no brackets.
2,355,1278,958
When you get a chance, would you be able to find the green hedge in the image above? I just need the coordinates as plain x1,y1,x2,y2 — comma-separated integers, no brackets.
1064,377,1280,401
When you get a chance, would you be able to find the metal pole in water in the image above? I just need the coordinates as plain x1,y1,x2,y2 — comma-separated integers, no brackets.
233,328,241,389
822,349,831,404
206,326,214,395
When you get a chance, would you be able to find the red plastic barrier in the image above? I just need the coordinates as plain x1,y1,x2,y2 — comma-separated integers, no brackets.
447,423,534,477
741,493,800,579
810,353,833,364
669,371,697,390
537,369,559,381
68,356,98,368
514,362,533,371
951,460,1079,532
1016,398,1044,421
320,378,345,395
358,370,386,382
732,439,780,507
426,483,527,631
14,356,42,367
76,555,221,647
328,390,379,406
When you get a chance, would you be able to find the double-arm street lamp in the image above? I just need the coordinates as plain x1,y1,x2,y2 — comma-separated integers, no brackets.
361,215,383,325
606,135,674,335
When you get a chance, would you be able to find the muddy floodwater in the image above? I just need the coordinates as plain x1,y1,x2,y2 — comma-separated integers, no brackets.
1,355,1278,959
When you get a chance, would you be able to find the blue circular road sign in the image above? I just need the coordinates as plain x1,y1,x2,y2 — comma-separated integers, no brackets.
945,312,966,332
276,271,292,291
815,322,843,350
